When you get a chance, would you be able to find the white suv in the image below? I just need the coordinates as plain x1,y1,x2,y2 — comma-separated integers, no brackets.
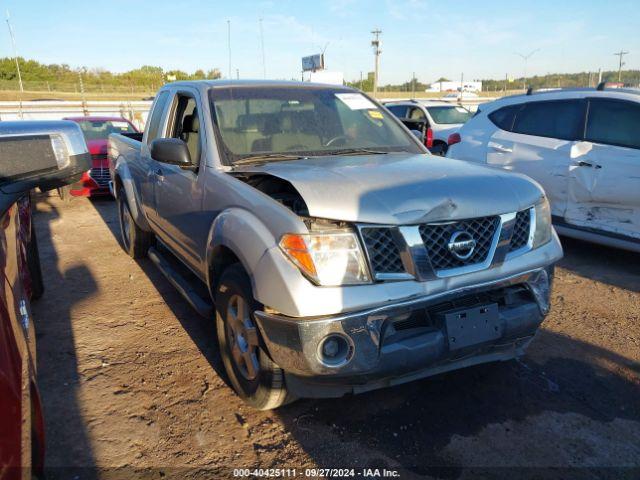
447,87,640,252
384,100,473,155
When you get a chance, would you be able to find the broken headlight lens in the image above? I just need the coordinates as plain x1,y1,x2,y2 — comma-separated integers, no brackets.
279,232,371,286
532,198,552,248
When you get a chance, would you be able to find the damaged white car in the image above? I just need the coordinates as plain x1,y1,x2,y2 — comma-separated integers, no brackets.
447,86,640,252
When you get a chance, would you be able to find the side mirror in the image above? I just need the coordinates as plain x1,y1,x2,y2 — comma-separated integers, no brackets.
0,121,91,194
150,138,193,168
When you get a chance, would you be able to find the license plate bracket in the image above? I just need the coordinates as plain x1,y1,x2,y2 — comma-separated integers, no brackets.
442,303,501,350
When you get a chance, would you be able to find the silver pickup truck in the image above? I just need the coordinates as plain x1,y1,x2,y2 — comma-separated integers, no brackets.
108,80,562,409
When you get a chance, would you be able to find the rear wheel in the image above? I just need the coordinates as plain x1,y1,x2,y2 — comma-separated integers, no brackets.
215,264,294,410
117,188,154,259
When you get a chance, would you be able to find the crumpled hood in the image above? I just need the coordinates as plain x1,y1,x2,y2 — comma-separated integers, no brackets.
236,154,545,225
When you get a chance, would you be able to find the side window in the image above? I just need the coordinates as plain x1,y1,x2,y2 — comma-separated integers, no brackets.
145,91,169,144
586,99,640,149
168,94,201,164
488,105,518,131
512,100,584,141
386,105,408,118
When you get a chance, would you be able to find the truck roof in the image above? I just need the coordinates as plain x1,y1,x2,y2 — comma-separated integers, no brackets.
164,79,356,91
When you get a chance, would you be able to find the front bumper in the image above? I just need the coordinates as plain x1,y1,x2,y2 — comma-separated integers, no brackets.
69,171,110,197
254,267,553,398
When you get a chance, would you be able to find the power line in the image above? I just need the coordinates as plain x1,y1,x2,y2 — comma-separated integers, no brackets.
614,50,629,82
371,29,382,97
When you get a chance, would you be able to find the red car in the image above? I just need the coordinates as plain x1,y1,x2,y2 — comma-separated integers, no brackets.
0,120,90,479
62,116,139,198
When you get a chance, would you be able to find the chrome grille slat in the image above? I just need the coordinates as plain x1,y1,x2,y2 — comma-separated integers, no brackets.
419,216,500,270
360,227,404,274
509,209,531,252
89,166,110,187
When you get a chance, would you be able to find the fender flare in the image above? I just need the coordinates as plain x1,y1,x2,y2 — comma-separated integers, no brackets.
204,207,277,294
113,157,152,231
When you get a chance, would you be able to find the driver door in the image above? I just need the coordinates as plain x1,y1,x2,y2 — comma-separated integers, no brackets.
152,90,207,271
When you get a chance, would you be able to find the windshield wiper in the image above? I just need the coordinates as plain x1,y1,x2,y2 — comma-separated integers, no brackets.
320,148,389,156
233,153,307,165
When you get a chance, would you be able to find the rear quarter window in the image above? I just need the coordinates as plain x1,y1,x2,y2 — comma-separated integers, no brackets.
488,105,518,131
586,98,640,149
512,100,584,141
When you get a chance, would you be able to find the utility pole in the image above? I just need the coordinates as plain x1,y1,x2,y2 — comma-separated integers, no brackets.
411,71,416,98
227,20,232,79
259,18,266,78
614,50,629,83
5,10,23,93
359,71,363,91
514,49,540,91
371,29,382,97
78,70,88,115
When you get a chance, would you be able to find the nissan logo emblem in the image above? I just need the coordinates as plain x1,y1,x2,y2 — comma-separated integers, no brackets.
447,231,476,260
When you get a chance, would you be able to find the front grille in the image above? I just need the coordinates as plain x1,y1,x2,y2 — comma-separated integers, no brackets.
509,209,531,252
360,227,404,274
89,167,110,187
419,216,500,271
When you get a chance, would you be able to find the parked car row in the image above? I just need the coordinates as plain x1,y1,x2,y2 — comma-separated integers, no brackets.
0,121,90,478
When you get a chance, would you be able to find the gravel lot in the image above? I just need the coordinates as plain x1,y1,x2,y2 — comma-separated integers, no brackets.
32,195,639,479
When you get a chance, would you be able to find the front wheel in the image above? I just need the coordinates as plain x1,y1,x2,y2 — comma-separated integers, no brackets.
215,264,294,410
117,188,154,259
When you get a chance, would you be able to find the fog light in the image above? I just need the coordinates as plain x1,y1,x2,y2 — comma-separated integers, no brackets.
317,334,352,367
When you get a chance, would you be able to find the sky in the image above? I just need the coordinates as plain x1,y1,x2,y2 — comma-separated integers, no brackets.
2,0,639,84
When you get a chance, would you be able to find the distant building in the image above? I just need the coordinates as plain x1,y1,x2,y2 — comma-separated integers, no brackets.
426,81,482,93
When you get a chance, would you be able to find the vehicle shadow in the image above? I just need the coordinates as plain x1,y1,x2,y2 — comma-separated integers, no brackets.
88,196,230,386
272,329,640,477
557,235,640,293
31,192,100,479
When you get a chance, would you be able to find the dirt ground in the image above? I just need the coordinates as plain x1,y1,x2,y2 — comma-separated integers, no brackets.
31,195,639,479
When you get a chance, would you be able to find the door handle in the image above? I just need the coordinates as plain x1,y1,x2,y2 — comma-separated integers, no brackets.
490,144,513,153
155,168,164,177
574,161,602,169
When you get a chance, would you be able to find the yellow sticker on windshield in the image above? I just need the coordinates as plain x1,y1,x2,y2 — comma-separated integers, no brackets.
368,110,383,119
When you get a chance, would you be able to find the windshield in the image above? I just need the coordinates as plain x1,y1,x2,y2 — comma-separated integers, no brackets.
209,87,423,164
426,106,473,125
76,120,137,141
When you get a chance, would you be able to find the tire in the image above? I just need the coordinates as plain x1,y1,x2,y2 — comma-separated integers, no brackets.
431,142,448,156
215,264,295,410
57,185,72,203
117,188,154,259
26,219,44,301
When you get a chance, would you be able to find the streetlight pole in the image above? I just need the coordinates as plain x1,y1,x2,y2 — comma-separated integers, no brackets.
227,20,232,79
371,29,382,97
259,18,267,79
514,49,540,91
5,10,24,94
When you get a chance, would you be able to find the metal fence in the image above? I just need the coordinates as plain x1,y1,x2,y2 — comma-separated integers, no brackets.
0,100,153,130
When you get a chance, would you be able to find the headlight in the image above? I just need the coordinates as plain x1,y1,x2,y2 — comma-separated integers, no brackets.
532,198,552,248
279,231,371,286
